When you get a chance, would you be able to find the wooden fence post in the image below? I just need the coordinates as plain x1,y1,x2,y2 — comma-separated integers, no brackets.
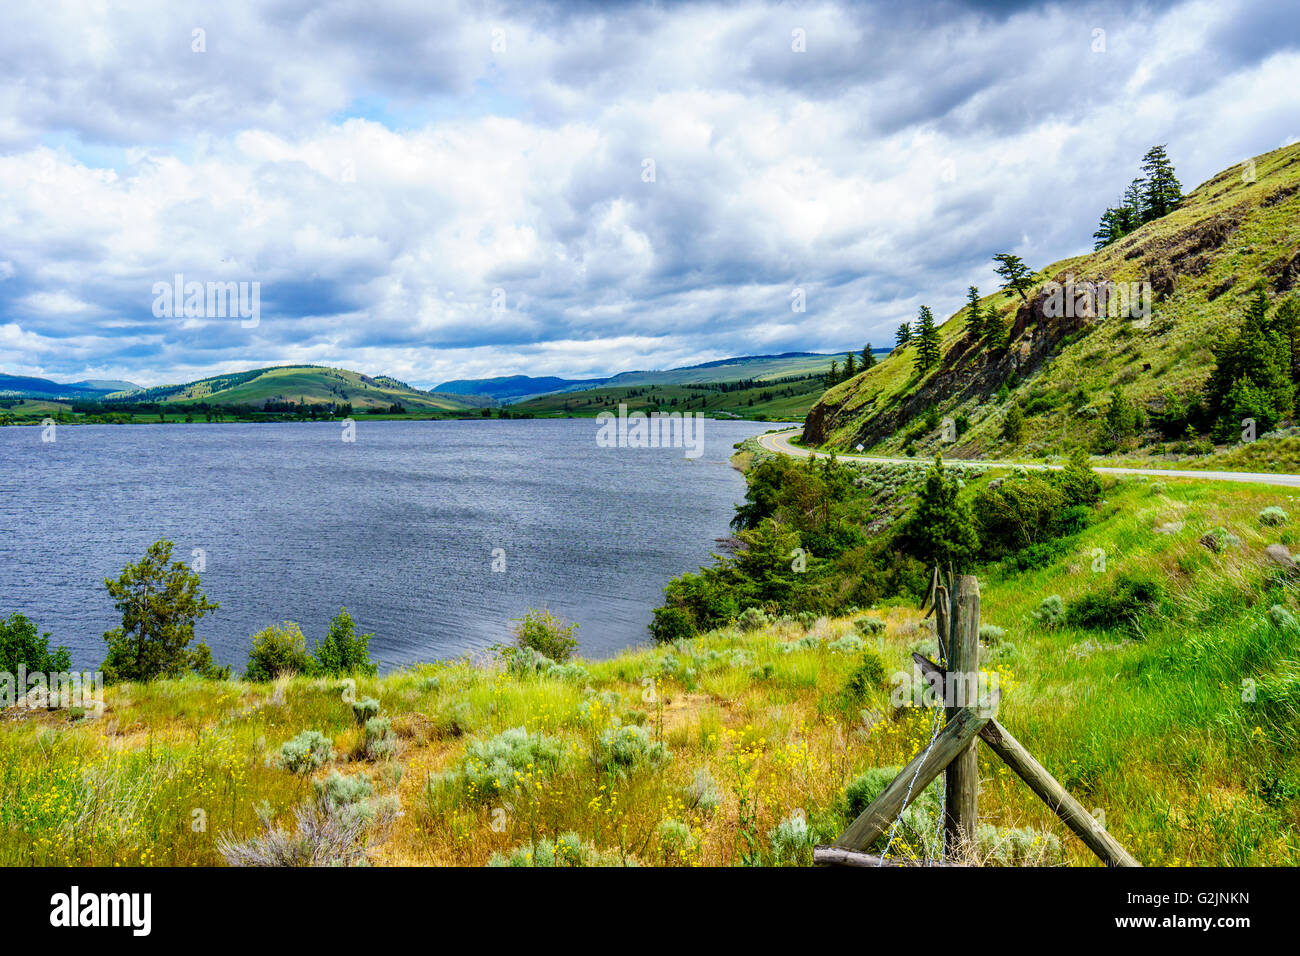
833,696,998,853
944,574,980,860
913,652,1140,867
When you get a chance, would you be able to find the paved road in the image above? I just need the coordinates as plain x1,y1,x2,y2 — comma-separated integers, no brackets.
756,428,1300,489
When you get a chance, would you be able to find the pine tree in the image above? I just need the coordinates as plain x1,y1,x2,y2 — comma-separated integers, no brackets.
1141,145,1182,221
824,359,839,389
1206,286,1294,436
1121,178,1146,228
901,456,979,572
1273,295,1300,384
1001,401,1024,444
843,351,857,381
861,344,876,370
101,539,221,683
1093,207,1124,250
992,253,1036,304
982,303,1008,351
914,305,940,372
895,323,912,349
965,286,984,340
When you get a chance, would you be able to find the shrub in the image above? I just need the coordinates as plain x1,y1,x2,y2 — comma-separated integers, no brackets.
511,608,579,662
845,650,888,697
684,769,722,814
280,731,333,774
736,607,770,632
1057,449,1102,507
658,819,697,862
245,622,312,681
488,833,627,867
1260,507,1290,527
0,612,71,675
351,697,381,725
979,625,1006,645
769,812,815,865
596,723,668,775
826,634,865,655
313,607,378,677
1064,574,1163,633
446,727,565,799
363,716,396,760
502,644,590,681
314,769,372,807
649,606,695,644
973,474,1067,559
1200,527,1241,553
218,796,384,867
853,615,886,637
1032,595,1064,627
976,824,1062,866
1268,605,1299,633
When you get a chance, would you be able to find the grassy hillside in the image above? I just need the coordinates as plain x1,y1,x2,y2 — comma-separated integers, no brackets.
607,352,854,387
805,142,1300,464
438,353,875,406
118,366,490,411
4,464,1298,867
511,374,828,421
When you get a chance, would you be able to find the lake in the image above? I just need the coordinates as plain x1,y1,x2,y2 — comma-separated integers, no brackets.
0,418,771,671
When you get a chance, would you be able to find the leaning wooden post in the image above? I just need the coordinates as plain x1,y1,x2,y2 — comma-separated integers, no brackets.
944,575,980,860
833,695,998,852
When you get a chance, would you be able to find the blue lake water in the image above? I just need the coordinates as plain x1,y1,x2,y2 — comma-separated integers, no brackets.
0,418,770,671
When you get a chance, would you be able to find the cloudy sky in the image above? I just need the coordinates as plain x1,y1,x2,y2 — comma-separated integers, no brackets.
1,0,1297,389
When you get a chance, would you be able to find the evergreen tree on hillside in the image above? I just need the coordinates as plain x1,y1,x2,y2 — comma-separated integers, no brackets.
1093,386,1141,452
992,253,1036,304
1206,286,1295,437
824,359,840,389
1001,401,1024,444
965,286,984,340
895,323,912,349
1093,207,1125,250
983,304,1008,351
1140,145,1182,221
1272,295,1300,384
1121,178,1147,227
914,306,940,372
843,351,857,381
861,344,876,370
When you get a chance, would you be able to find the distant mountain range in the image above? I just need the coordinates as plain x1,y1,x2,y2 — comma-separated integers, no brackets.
3,349,887,411
434,351,883,403
0,373,141,400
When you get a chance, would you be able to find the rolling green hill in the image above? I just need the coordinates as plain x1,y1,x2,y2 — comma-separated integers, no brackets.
604,352,856,387
113,366,491,411
437,351,886,405
510,372,830,421
803,142,1300,465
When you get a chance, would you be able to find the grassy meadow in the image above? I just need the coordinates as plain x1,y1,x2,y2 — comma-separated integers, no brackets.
3,470,1298,867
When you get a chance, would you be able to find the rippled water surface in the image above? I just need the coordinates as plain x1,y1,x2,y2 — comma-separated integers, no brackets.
0,418,770,670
